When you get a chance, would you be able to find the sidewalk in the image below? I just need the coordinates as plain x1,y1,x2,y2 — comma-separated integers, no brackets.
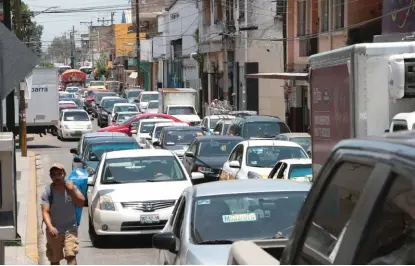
5,151,38,265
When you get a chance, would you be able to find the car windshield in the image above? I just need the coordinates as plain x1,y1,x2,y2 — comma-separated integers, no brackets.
148,101,159,109
59,94,74,100
103,99,127,110
63,112,89,121
101,156,186,183
209,118,220,128
117,113,137,123
66,87,79,93
127,90,141,98
141,94,158,102
115,105,138,113
164,130,203,146
86,91,96,97
168,106,196,115
288,164,313,180
198,140,241,157
140,121,159,133
244,121,290,139
246,146,308,168
192,191,307,243
88,142,140,161
96,93,117,103
290,137,311,146
90,81,104,86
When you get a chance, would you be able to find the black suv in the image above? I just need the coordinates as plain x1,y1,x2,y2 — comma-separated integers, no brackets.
227,115,290,139
229,130,415,265
97,97,128,127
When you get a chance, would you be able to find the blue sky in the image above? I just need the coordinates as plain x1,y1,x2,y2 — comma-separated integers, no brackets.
25,0,126,47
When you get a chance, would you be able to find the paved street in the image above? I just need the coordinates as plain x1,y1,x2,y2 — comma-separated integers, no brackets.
32,120,158,265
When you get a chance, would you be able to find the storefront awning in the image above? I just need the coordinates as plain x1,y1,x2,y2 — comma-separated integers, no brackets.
245,72,309,81
129,72,138,79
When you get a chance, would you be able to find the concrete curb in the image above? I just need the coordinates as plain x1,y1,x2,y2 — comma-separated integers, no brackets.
24,151,38,264
34,154,48,265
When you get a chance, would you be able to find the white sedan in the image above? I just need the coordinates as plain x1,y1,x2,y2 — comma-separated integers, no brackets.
109,103,139,122
268,158,313,182
134,118,173,148
87,149,203,247
57,109,92,140
220,139,309,180
144,100,159,113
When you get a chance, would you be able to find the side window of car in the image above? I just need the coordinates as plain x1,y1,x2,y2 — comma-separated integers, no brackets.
297,161,374,264
234,123,242,136
169,196,184,226
228,124,236,135
173,198,186,238
354,170,415,264
77,138,82,155
188,141,198,154
229,144,241,161
214,123,222,133
271,162,283,179
235,145,244,164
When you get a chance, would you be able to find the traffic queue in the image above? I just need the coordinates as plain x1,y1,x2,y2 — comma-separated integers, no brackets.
56,82,313,264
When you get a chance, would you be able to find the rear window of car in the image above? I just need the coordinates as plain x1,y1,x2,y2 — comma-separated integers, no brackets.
243,121,290,139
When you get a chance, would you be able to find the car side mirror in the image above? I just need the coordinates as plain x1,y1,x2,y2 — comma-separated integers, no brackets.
185,151,195,157
153,140,160,147
145,135,152,140
130,129,137,134
134,98,139,103
73,156,83,163
87,176,94,186
191,172,204,180
70,148,78,155
152,232,176,253
229,160,241,168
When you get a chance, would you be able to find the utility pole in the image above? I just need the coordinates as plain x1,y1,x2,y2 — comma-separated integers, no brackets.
14,0,27,156
135,0,141,87
81,21,94,68
70,25,75,69
5,0,15,135
222,0,229,101
110,12,115,62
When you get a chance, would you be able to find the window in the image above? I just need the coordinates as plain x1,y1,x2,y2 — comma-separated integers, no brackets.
213,122,222,133
392,120,408,132
170,196,184,225
246,146,308,168
355,171,415,264
276,0,286,18
173,198,186,238
203,0,212,25
229,144,244,164
321,0,329,32
297,161,374,264
188,140,199,154
214,0,223,23
333,0,344,29
297,0,306,36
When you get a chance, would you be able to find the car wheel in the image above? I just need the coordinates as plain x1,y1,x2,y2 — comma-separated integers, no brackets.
89,216,106,248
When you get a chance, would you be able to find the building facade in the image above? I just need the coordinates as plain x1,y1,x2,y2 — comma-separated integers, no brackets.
152,0,199,90
285,0,381,131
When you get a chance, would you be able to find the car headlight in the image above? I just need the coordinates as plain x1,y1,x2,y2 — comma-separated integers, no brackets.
198,166,214,174
247,171,262,179
64,125,70,130
98,195,115,211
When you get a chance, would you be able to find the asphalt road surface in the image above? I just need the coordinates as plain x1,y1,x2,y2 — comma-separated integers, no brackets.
32,120,158,265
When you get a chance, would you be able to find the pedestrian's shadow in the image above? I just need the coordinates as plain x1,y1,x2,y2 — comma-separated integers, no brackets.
84,235,154,249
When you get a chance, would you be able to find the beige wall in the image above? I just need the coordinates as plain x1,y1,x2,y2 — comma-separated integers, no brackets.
235,45,285,120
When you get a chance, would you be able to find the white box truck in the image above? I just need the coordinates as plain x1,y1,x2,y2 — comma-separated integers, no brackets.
307,42,415,173
2,67,59,136
158,88,201,126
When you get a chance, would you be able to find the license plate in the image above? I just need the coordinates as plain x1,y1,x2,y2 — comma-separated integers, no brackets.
140,214,159,224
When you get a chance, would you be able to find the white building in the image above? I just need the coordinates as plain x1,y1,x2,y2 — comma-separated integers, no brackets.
233,0,285,119
152,0,199,89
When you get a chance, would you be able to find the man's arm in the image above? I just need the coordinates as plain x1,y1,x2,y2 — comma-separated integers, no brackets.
40,189,56,234
66,183,85,208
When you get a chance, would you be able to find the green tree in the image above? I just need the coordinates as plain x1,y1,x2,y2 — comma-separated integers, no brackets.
11,0,43,55
94,54,109,79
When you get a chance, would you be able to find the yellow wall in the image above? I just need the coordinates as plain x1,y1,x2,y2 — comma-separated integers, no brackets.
114,24,146,57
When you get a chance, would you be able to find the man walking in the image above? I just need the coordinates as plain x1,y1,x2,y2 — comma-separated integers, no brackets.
41,163,85,265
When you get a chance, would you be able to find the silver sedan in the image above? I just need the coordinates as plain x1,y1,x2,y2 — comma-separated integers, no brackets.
152,179,311,265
